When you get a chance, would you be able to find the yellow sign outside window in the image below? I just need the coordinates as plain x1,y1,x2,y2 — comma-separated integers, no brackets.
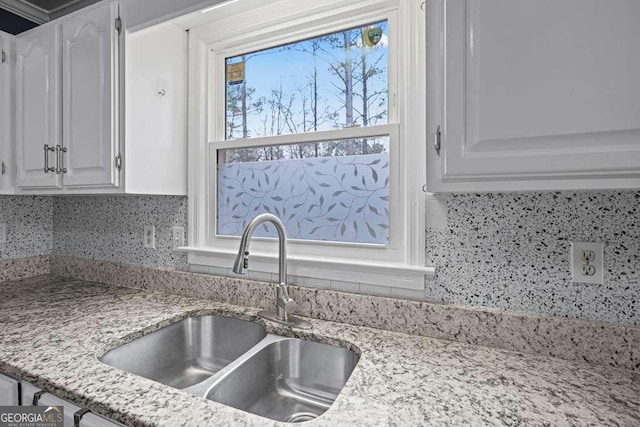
227,62,245,85
363,27,383,47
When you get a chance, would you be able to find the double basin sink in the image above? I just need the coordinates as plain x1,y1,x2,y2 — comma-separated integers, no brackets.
100,315,359,423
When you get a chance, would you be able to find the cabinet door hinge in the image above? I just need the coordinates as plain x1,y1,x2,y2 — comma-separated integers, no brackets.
1,50,6,64
115,17,122,34
434,125,441,156
115,154,122,172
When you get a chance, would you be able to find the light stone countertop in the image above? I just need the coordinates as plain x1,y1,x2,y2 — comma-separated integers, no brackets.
0,276,639,426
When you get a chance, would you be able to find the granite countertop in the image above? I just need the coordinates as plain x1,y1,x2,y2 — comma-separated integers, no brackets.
0,276,639,426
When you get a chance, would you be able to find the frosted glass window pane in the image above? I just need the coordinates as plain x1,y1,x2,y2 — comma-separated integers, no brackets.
217,137,389,244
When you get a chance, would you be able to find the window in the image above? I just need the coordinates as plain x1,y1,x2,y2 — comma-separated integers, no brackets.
187,0,432,289
218,22,391,245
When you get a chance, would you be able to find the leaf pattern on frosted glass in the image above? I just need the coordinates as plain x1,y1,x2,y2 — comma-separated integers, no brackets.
217,153,389,244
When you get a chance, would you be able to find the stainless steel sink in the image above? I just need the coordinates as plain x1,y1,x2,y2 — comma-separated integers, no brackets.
205,337,360,423
100,315,266,389
100,315,359,423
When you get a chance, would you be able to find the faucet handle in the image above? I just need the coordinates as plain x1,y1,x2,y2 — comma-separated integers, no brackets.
283,298,297,315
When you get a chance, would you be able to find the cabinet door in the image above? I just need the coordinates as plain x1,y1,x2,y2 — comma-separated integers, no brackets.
62,2,119,188
38,393,81,427
0,373,19,406
15,25,63,189
20,381,41,405
79,412,123,427
427,0,640,192
0,31,13,194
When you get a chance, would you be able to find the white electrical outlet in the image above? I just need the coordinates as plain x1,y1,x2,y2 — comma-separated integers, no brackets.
143,226,156,249
571,242,604,284
172,226,185,250
0,223,6,244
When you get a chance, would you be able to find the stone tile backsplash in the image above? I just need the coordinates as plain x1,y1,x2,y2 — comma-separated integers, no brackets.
426,191,640,325
1,190,638,327
53,195,188,270
0,196,52,261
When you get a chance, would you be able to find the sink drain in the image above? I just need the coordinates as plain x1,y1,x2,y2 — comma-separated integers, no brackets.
285,412,318,423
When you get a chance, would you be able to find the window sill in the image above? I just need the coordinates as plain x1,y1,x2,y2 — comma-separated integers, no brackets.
179,247,435,290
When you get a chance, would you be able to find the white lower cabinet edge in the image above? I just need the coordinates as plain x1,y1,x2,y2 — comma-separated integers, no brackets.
78,412,123,427
16,380,121,427
20,381,41,406
0,373,19,406
37,393,82,427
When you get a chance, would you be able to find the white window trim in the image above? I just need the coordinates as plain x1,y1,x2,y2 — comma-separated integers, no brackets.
184,0,433,290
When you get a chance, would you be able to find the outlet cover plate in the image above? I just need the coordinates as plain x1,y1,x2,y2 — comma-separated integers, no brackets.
0,223,6,244
571,241,604,285
144,226,156,249
172,226,185,250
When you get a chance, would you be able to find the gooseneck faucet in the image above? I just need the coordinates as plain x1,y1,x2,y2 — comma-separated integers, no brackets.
233,213,311,329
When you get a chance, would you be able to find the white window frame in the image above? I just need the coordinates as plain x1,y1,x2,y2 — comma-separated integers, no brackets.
185,0,434,289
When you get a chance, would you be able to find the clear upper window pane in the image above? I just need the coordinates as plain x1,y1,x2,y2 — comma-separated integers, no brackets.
217,137,390,244
225,20,389,140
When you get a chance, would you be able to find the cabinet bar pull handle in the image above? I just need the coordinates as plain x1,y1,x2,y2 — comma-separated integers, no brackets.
1,161,5,175
56,145,67,174
73,409,91,427
44,145,55,173
32,390,46,406
434,125,441,156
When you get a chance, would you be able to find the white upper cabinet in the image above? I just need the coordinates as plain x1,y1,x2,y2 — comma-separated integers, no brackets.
12,1,187,195
124,21,187,195
426,0,640,192
0,31,14,194
63,2,119,188
15,25,62,189
15,2,120,193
